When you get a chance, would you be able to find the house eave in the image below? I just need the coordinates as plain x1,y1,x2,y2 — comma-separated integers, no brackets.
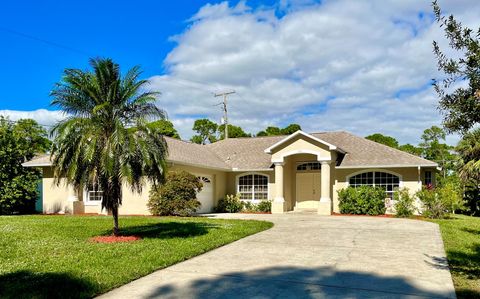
336,164,438,169
264,130,342,154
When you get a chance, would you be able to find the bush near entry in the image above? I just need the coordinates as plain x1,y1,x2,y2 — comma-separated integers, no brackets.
148,171,202,216
338,186,386,215
215,194,272,213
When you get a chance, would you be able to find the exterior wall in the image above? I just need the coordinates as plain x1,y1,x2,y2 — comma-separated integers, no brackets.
271,135,332,162
40,164,228,215
332,167,434,214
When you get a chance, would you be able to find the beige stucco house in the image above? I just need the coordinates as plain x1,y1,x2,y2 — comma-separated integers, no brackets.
23,130,437,215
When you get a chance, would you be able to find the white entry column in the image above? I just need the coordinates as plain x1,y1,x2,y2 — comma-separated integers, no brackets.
318,161,332,215
272,162,286,214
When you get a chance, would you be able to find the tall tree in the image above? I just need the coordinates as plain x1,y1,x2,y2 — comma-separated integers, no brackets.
191,119,217,144
147,120,180,139
365,133,399,148
456,129,480,214
218,124,251,139
50,58,168,235
398,144,423,156
419,126,454,178
281,123,302,135
433,1,480,133
0,117,51,214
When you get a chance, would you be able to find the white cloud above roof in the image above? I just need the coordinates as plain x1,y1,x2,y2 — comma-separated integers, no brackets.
150,0,478,145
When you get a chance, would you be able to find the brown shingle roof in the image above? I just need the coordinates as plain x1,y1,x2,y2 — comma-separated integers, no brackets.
23,131,437,170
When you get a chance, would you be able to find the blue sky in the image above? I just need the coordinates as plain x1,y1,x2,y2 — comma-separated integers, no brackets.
0,0,478,144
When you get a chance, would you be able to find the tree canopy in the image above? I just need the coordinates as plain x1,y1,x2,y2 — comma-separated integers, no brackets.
50,58,168,235
433,1,480,133
218,124,251,139
365,133,399,149
0,117,51,214
147,120,180,139
419,126,455,178
256,123,302,136
190,119,217,144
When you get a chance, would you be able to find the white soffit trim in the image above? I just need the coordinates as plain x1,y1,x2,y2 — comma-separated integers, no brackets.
22,162,52,167
336,164,438,169
264,130,341,154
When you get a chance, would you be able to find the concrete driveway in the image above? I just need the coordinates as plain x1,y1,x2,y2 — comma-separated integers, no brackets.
99,214,455,299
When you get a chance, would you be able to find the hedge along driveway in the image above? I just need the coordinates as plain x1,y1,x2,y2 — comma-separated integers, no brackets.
0,215,273,299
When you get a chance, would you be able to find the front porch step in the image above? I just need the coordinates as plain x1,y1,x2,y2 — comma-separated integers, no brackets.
290,208,317,214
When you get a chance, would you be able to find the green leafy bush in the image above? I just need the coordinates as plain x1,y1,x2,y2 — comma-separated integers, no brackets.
0,117,51,214
256,200,272,213
337,186,386,215
416,186,445,219
215,194,243,213
417,182,466,219
148,171,202,216
394,188,416,217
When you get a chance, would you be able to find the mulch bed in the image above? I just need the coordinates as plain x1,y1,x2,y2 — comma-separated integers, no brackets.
240,212,272,214
90,235,141,243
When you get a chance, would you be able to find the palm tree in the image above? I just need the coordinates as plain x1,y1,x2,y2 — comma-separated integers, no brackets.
456,129,480,183
50,58,168,235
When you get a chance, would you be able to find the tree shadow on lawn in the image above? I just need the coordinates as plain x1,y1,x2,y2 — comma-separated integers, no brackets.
445,243,480,297
0,270,95,299
145,266,455,299
103,221,221,239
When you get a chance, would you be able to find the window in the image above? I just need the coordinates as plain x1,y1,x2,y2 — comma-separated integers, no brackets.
86,185,103,204
198,176,211,184
348,171,400,199
238,174,268,201
424,171,432,185
296,162,322,171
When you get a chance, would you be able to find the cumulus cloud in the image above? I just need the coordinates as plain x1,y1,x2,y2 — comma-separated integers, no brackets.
151,0,479,144
0,109,66,129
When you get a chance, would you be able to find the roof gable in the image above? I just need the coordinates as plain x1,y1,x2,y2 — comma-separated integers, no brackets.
264,130,340,154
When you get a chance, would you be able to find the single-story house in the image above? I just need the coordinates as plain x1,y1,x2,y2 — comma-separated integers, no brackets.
23,130,437,215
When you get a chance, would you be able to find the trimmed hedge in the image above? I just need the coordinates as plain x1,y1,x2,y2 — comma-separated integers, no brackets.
337,186,386,215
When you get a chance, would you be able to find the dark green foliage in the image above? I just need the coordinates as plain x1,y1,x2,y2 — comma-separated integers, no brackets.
0,117,51,214
456,129,480,214
218,124,251,139
337,186,386,215
148,171,202,216
50,58,168,235
398,144,422,156
215,194,243,213
147,119,180,139
365,133,399,148
256,200,272,213
432,1,480,133
191,119,217,144
256,123,302,136
394,188,416,218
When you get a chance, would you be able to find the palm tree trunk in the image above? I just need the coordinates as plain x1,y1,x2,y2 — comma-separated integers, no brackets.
112,205,119,236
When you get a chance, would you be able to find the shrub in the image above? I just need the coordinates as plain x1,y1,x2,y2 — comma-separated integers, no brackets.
417,182,466,218
394,188,416,217
256,200,272,213
338,186,386,215
215,194,243,213
416,186,445,219
147,171,202,216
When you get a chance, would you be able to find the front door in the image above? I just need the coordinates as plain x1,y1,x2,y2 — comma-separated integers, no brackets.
295,172,321,209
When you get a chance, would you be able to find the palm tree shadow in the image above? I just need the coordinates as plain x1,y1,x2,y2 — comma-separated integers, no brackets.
104,221,220,239
146,266,456,298
0,270,95,299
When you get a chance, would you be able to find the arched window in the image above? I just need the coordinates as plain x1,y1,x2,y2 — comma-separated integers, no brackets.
348,171,400,199
237,174,268,201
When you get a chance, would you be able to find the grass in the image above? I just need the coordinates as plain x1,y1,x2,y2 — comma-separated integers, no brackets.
431,214,480,298
0,215,272,299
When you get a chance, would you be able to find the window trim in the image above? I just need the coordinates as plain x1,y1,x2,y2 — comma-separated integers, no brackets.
235,172,270,203
424,171,433,185
346,169,403,197
83,186,103,206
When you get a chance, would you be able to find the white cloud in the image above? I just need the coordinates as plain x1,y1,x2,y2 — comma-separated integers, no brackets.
151,0,480,145
0,109,66,130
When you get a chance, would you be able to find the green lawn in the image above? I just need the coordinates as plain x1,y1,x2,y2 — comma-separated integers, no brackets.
0,215,272,299
431,215,480,298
